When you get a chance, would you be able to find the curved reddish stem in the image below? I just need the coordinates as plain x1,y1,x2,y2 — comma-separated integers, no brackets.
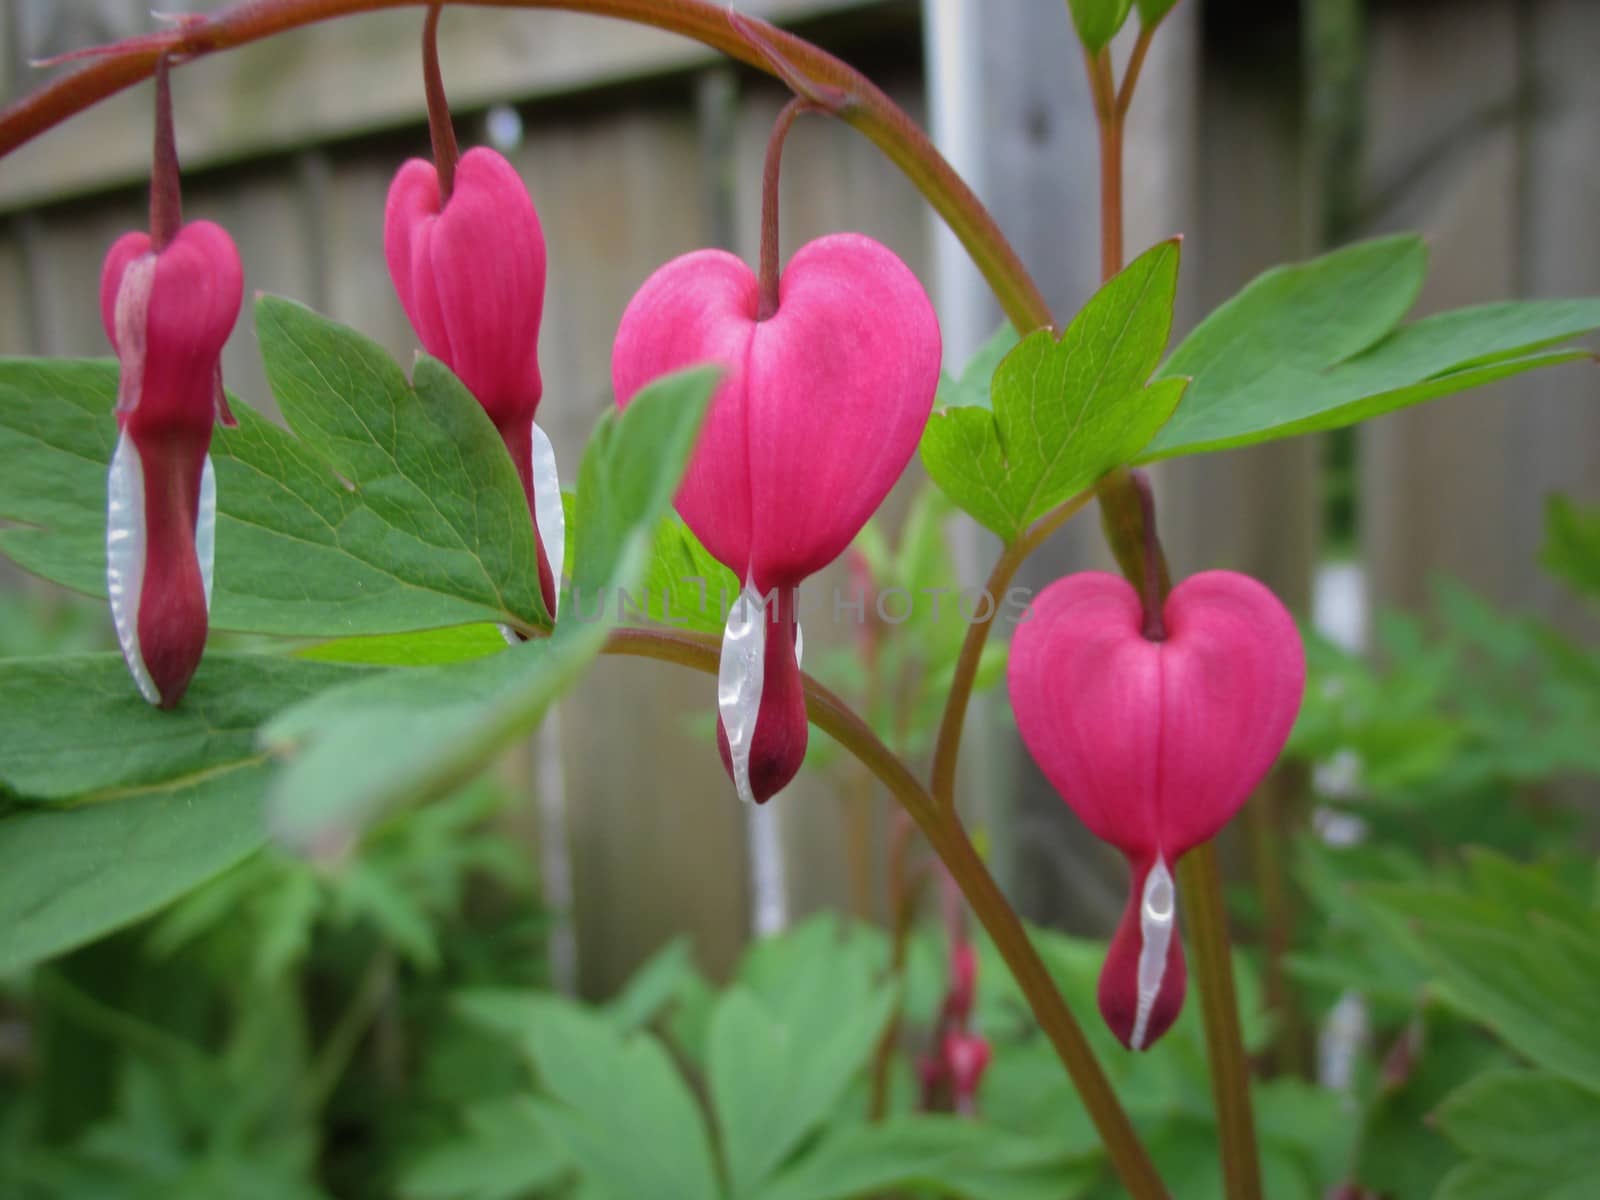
0,0,1054,334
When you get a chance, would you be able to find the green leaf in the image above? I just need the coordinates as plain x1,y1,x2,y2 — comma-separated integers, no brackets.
399,1097,569,1200
1135,0,1181,26
1362,869,1600,1095
0,764,266,972
1436,1069,1600,1171
755,1117,1089,1200
0,654,369,971
635,514,739,635
521,999,722,1200
605,935,706,1033
1142,237,1600,458
920,239,1185,540
1067,0,1134,52
936,323,1021,410
262,367,717,856
296,624,509,666
1542,495,1600,602
1434,1071,1600,1200
0,297,550,635
708,984,895,1198
0,654,367,803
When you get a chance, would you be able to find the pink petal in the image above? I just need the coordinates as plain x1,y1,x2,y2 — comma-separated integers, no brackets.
612,248,759,577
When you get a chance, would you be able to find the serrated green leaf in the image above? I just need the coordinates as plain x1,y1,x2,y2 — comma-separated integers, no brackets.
262,367,717,856
1067,0,1134,52
920,240,1184,540
1142,237,1600,458
0,298,556,635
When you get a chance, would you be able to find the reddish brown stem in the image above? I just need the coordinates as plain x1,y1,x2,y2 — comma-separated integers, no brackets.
148,57,180,249
758,97,809,320
421,4,460,201
1133,470,1166,640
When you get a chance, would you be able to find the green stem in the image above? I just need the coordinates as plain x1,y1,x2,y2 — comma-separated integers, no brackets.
928,489,1095,812
302,950,395,1112
605,627,1169,1198
1178,845,1262,1200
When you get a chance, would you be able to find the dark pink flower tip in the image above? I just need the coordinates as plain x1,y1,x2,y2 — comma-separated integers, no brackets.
611,233,941,591
100,220,243,709
715,587,806,804
384,147,546,433
1007,569,1305,865
1097,855,1188,1051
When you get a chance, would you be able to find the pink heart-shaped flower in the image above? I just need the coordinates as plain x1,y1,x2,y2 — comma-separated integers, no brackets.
1008,569,1305,1048
611,233,940,802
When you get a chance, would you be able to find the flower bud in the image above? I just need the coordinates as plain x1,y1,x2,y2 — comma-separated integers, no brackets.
100,221,243,707
385,146,560,615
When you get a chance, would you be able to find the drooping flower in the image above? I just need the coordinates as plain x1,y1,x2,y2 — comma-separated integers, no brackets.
612,233,940,802
100,220,243,708
384,146,562,617
1007,570,1305,1049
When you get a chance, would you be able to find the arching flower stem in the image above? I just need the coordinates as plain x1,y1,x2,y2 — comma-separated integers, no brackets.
420,4,460,202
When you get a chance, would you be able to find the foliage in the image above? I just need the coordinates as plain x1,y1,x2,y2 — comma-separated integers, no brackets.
1279,502,1600,1196
401,913,1344,1200
0,778,548,1200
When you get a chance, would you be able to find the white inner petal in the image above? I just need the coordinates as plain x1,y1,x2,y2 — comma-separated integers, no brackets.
718,581,768,806
794,620,804,669
197,454,217,611
1130,856,1176,1051
531,420,564,617
107,433,158,706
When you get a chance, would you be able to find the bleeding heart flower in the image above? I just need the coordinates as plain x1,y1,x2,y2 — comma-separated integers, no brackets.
385,146,562,618
612,233,940,803
1007,569,1305,1049
100,220,243,708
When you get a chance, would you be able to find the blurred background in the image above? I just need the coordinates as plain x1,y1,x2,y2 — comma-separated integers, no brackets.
1,4,1597,1190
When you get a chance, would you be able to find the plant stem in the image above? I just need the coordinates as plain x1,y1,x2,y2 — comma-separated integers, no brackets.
148,56,180,249
605,626,1168,1197
1085,48,1122,283
1177,845,1262,1200
928,489,1095,812
303,950,395,1112
758,96,809,320
1081,17,1260,1195
868,809,922,1120
420,3,459,201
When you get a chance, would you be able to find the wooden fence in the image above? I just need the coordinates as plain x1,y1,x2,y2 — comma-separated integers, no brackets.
2,0,1595,995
